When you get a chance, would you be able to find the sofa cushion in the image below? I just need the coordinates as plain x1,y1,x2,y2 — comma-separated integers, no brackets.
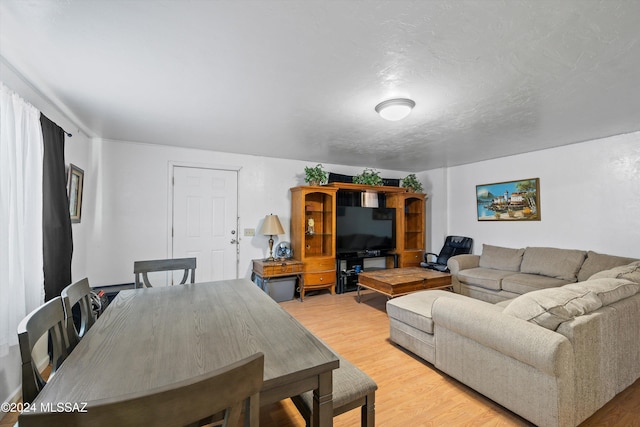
457,267,517,291
564,278,639,306
520,247,586,281
503,287,602,330
386,290,451,334
501,273,572,295
577,251,638,282
494,298,514,309
386,290,495,334
479,244,525,272
589,261,640,285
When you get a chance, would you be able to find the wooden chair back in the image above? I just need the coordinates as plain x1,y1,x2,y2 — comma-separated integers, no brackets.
133,257,196,288
18,352,264,427
61,277,96,350
17,297,72,403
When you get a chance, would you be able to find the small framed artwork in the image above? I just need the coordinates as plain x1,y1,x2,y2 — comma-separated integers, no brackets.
476,178,540,221
68,163,84,223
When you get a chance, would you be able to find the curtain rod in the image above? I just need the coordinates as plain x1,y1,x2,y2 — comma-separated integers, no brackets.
2,56,79,139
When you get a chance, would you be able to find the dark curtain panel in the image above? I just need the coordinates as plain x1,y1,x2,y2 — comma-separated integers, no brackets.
41,114,73,301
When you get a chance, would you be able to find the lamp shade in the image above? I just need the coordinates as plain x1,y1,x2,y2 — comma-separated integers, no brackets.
375,98,416,121
259,214,285,236
361,191,379,208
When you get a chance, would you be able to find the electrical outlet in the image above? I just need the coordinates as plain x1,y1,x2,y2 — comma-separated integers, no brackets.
244,228,255,236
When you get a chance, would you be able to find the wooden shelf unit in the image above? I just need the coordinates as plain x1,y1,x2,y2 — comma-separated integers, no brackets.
291,183,427,298
290,186,339,300
387,192,426,267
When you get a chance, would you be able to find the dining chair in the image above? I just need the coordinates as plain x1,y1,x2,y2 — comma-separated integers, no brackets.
133,257,196,288
18,352,265,427
61,277,96,350
17,297,73,403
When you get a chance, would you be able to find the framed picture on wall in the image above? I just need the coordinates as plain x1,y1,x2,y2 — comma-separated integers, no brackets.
68,163,84,223
476,178,540,221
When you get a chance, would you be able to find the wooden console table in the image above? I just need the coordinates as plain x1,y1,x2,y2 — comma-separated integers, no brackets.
357,267,452,302
252,259,303,297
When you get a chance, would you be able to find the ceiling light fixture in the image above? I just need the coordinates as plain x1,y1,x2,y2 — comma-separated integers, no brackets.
375,98,416,121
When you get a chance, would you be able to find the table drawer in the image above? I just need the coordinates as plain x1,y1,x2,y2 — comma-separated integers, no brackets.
303,258,335,272
262,263,303,276
304,271,335,286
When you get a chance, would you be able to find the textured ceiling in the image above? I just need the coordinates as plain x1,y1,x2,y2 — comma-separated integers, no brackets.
1,0,640,171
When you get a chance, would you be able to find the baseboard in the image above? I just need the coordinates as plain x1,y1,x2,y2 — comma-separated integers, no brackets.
0,386,20,422
0,353,50,422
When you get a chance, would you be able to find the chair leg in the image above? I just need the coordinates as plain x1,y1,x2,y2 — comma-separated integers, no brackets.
361,392,375,427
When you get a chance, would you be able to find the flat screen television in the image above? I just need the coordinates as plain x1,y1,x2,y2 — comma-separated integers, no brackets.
336,206,396,255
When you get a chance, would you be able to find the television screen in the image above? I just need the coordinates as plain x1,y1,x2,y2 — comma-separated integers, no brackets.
336,206,395,254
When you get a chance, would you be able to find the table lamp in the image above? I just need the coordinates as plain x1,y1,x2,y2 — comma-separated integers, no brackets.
259,214,285,261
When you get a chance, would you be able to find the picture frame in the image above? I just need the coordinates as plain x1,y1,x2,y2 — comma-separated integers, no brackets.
476,178,540,221
68,163,84,223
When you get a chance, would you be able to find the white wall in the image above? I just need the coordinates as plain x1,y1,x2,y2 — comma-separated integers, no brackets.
81,130,640,286
65,135,92,281
444,131,640,258
417,168,447,254
84,138,409,286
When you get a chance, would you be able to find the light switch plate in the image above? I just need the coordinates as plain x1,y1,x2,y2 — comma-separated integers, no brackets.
244,228,255,236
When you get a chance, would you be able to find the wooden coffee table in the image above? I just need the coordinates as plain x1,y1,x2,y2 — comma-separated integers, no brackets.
357,267,452,302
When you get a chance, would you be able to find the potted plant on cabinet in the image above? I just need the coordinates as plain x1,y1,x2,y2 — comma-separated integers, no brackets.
304,164,328,186
353,168,383,186
401,174,423,193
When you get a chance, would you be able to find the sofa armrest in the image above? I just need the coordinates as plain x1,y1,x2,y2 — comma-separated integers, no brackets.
447,254,480,275
432,297,572,376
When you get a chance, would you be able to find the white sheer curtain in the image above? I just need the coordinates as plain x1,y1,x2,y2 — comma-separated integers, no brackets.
0,82,44,357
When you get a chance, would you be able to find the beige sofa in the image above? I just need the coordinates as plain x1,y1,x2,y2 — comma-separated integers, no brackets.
387,249,640,427
449,244,637,303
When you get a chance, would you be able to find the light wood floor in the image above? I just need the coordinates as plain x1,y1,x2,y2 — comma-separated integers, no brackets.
266,290,640,427
3,291,639,427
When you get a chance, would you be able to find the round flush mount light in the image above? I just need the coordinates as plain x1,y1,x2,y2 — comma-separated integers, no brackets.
375,98,416,121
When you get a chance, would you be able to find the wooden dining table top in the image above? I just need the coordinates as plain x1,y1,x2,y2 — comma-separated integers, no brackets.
28,278,339,425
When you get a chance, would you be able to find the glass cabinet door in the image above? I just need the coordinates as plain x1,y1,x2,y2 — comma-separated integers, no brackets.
303,191,334,258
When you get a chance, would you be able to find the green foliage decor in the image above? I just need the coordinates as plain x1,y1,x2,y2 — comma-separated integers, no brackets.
353,168,383,186
401,173,423,193
304,163,328,185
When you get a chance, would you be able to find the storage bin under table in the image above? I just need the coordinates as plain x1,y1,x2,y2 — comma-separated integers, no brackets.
251,259,303,302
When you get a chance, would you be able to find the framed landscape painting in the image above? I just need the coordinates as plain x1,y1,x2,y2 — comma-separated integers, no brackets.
476,178,540,221
68,163,84,223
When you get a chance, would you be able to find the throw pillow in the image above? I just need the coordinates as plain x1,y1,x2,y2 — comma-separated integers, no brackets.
520,247,586,281
479,244,525,272
577,251,637,282
564,278,639,306
589,261,640,285
503,287,602,330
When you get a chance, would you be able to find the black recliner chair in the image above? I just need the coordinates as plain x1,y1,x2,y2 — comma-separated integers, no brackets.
421,236,473,272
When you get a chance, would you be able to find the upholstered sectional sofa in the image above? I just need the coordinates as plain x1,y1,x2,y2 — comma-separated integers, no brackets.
449,244,637,303
387,245,640,427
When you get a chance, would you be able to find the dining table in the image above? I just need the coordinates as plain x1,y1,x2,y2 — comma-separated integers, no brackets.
23,278,339,426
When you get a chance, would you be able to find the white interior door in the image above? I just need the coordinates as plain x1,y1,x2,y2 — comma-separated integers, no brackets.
172,166,238,282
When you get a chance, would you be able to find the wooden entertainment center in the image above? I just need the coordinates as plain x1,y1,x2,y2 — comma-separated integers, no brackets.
290,183,426,300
